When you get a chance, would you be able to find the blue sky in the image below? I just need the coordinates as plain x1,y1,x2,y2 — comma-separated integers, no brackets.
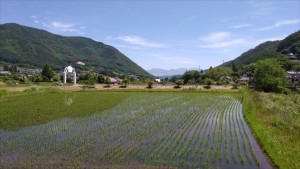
1,0,300,70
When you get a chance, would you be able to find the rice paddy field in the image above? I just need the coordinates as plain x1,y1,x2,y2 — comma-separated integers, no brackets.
0,90,272,169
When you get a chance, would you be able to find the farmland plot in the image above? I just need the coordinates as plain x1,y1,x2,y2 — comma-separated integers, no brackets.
0,92,272,169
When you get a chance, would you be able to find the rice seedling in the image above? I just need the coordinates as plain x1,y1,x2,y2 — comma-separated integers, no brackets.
0,91,271,168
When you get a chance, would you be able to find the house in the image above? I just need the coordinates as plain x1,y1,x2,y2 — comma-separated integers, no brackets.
287,71,300,82
155,78,161,83
109,77,123,84
236,77,250,84
76,61,85,65
287,53,300,62
0,71,11,75
219,76,232,81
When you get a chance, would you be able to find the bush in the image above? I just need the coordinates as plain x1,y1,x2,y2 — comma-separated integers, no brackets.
174,79,183,88
231,83,239,89
204,78,214,86
203,85,211,89
146,80,155,89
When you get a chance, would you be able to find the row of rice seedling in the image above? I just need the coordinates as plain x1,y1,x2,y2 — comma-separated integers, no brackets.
0,92,268,168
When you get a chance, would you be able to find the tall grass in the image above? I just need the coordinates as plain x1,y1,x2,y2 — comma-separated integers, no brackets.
243,89,300,169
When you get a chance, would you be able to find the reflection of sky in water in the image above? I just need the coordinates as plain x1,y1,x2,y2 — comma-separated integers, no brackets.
64,94,76,105
0,95,272,169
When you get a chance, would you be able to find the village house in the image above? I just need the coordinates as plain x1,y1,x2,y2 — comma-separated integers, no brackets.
287,53,300,62
155,78,161,83
236,76,250,85
0,71,11,75
109,77,123,84
287,71,300,83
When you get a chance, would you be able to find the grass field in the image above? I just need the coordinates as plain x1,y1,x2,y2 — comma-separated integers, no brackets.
0,89,129,130
243,90,300,169
0,90,272,168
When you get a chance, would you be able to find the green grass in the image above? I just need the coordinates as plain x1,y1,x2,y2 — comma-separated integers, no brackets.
243,89,300,169
0,90,130,130
0,88,241,130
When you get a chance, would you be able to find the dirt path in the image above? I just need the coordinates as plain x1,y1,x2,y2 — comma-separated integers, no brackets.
1,84,237,92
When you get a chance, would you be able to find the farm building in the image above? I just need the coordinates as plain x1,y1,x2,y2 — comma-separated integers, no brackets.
0,71,11,75
236,76,250,84
76,61,85,65
287,53,300,62
287,71,300,83
109,77,123,84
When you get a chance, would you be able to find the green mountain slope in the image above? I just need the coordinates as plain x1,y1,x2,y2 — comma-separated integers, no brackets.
221,41,282,69
220,30,300,70
0,23,152,78
277,30,300,54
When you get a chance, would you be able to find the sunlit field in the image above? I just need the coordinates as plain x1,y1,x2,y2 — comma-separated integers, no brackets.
0,91,271,168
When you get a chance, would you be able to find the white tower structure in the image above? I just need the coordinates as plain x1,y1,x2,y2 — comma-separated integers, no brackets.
63,66,76,85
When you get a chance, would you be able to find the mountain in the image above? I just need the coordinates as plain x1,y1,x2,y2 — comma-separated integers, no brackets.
147,68,187,76
0,23,152,78
277,30,300,55
221,41,282,69
220,30,300,70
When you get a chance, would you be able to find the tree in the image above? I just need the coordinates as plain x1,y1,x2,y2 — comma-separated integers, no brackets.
3,64,9,71
97,74,106,84
146,79,155,89
170,76,179,83
79,72,96,85
175,79,184,88
86,74,97,85
253,59,288,93
104,76,112,87
123,78,129,87
204,78,214,86
182,70,200,84
41,64,54,81
205,67,233,81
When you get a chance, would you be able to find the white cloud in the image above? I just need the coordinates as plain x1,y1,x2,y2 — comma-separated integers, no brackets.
51,21,75,29
199,32,247,49
231,24,252,29
30,15,37,19
251,36,284,46
199,32,230,42
34,20,39,24
274,19,300,27
114,35,166,48
256,19,300,31
50,21,85,35
200,39,247,49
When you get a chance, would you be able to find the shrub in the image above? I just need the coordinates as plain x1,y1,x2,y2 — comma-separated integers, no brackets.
231,83,239,89
146,80,155,89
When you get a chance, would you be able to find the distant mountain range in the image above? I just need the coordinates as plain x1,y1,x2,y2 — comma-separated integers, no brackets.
147,68,187,76
219,30,300,69
0,23,152,78
147,67,201,77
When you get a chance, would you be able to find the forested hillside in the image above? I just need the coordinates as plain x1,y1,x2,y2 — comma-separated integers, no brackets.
0,23,152,78
220,30,300,70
